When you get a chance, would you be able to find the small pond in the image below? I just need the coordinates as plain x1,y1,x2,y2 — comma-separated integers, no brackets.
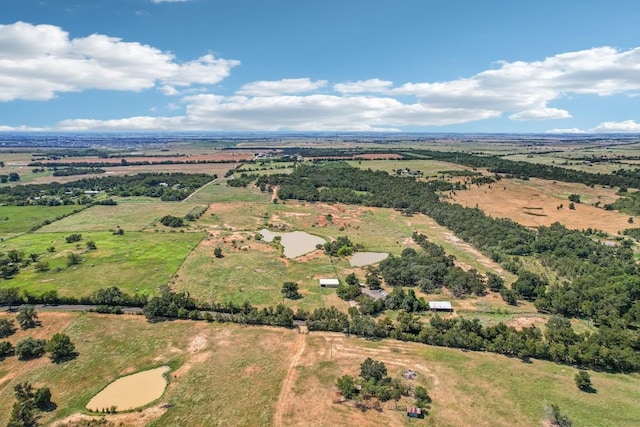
349,252,389,267
86,366,170,412
259,229,325,258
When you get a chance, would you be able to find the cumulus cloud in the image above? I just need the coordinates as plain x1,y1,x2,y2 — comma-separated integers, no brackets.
393,46,640,121
333,79,393,94
0,22,239,101
509,108,572,121
4,24,640,132
236,78,327,96
547,120,640,133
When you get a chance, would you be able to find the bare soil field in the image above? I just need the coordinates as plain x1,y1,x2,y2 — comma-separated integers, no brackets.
451,178,632,234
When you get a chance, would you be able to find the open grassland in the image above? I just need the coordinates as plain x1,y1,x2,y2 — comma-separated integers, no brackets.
450,177,632,234
2,313,638,427
283,333,640,427
187,180,272,204
0,205,81,239
37,202,201,232
0,313,297,427
171,196,518,313
0,231,204,296
502,154,634,174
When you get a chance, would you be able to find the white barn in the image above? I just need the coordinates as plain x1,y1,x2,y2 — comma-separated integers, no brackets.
319,278,340,288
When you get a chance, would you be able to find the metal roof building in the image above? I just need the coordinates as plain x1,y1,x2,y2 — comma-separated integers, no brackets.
428,301,453,311
319,278,340,288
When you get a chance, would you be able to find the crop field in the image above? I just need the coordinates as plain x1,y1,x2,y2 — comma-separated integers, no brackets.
0,205,82,239
1,313,638,427
0,231,204,296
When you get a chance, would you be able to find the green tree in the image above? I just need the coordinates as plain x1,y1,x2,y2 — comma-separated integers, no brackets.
33,387,52,411
365,271,381,290
15,337,46,360
544,403,572,427
574,370,593,391
86,240,97,250
66,252,82,267
414,385,431,407
486,272,504,292
0,318,15,338
65,233,82,243
45,333,76,363
568,194,581,203
336,375,358,399
345,273,360,287
16,306,38,330
360,357,387,382
0,340,13,359
0,287,21,310
281,282,300,299
214,247,223,258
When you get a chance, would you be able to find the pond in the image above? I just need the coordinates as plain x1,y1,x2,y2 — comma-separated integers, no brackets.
349,252,389,267
86,366,170,412
259,229,325,258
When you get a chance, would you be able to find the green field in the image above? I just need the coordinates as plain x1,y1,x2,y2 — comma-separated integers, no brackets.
187,179,271,204
37,202,200,232
0,205,82,239
0,231,205,296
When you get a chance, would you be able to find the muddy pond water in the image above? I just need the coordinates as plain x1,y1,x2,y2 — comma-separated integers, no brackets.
86,366,170,412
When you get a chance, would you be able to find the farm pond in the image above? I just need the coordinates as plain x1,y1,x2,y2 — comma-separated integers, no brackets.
349,252,389,267
259,229,325,258
86,366,170,412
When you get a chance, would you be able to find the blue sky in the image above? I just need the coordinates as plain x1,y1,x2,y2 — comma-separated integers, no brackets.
1,0,640,133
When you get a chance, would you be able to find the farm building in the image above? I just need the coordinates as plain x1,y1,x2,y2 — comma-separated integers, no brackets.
407,406,423,418
319,278,340,288
428,301,453,312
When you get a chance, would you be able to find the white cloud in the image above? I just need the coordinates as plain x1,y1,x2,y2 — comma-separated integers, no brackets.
236,78,327,96
509,108,572,121
591,120,640,132
54,94,498,131
547,120,640,133
0,22,239,101
393,46,640,121
334,79,393,94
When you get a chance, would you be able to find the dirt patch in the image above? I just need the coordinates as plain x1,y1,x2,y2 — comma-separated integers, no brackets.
53,405,167,427
188,333,208,353
506,316,547,330
273,333,307,427
243,365,264,376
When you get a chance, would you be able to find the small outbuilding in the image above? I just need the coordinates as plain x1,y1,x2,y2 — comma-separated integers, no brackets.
407,406,423,418
319,278,340,288
428,301,453,312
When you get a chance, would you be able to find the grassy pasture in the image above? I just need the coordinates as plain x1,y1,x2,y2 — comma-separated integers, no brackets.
186,180,271,204
0,313,296,427
2,313,638,426
0,205,81,239
0,231,204,296
36,202,200,232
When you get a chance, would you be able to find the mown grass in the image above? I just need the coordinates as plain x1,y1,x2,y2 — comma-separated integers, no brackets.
347,159,476,177
0,205,82,239
0,231,205,296
37,202,200,232
186,179,271,204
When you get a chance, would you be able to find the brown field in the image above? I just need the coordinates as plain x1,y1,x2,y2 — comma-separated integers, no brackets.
451,178,632,234
3,313,639,427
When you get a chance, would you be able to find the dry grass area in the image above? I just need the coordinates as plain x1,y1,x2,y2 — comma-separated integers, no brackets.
2,313,639,426
451,178,631,234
